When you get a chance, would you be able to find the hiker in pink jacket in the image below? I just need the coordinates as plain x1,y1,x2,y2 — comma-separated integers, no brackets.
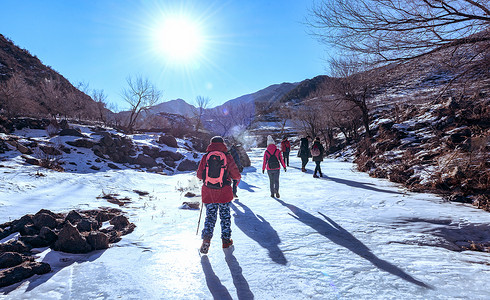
262,135,287,198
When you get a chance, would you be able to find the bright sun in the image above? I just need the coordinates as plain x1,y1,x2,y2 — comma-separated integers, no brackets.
154,17,203,62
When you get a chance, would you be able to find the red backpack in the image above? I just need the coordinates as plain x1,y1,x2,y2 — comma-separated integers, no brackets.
203,151,229,189
311,144,320,157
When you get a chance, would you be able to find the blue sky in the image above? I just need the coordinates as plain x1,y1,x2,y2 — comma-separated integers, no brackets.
0,0,327,109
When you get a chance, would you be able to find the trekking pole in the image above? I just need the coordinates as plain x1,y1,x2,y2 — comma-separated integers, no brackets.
196,200,203,235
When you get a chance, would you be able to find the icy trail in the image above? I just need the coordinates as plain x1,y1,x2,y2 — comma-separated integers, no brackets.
0,148,489,299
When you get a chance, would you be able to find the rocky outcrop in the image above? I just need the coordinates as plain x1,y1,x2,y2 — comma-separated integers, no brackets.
0,208,135,287
59,128,85,137
92,132,136,164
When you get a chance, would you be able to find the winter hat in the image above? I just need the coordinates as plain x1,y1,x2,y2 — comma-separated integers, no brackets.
267,135,275,145
210,136,224,143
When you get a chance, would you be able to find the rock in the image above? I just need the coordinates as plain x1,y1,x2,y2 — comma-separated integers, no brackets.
23,156,40,166
39,145,62,156
90,165,101,171
16,143,32,155
135,154,157,168
0,261,51,288
19,224,39,236
107,163,120,169
160,150,184,161
177,159,198,171
77,219,99,232
95,211,116,223
39,227,57,244
66,138,96,148
110,215,130,231
184,192,196,198
86,231,109,250
181,202,200,209
10,215,33,233
53,221,91,253
0,240,30,253
59,119,69,130
19,235,51,248
0,252,25,268
32,213,57,230
66,210,83,224
59,128,84,137
157,135,178,148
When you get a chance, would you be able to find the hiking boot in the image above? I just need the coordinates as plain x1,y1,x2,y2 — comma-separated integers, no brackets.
271,193,275,198
276,192,280,198
301,167,306,172
222,238,233,248
200,239,211,254
319,172,323,177
233,193,238,198
313,174,319,178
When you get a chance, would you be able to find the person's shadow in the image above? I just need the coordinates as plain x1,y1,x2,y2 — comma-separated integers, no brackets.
275,199,431,289
201,256,233,300
321,175,403,195
224,247,254,299
231,200,287,265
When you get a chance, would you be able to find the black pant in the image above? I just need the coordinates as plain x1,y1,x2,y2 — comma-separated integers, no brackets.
301,156,309,169
283,151,290,166
314,161,322,175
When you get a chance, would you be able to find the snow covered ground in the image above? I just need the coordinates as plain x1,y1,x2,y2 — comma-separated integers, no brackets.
0,146,489,299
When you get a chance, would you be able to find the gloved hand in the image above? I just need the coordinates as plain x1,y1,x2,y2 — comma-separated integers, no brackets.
284,168,287,172
262,169,265,174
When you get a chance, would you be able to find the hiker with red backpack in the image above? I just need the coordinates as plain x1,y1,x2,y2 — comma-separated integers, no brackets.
197,136,241,254
262,135,287,198
280,136,291,167
311,137,325,178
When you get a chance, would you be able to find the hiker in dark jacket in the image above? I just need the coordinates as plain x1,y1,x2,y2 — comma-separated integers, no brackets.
298,135,311,172
197,136,241,254
280,136,291,167
262,135,287,198
229,143,243,198
311,137,325,178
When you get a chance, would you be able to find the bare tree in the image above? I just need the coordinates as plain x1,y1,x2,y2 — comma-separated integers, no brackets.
194,96,211,131
40,78,66,119
308,0,490,64
92,89,108,124
0,73,30,117
122,76,162,133
327,57,378,137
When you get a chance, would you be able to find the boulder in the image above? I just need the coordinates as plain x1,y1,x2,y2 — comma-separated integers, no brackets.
59,128,84,137
19,224,39,236
39,145,62,156
109,215,130,231
0,240,30,253
86,231,109,250
23,157,40,166
0,261,51,288
32,213,58,230
177,159,198,172
16,143,32,155
77,219,99,232
65,210,83,224
10,215,33,233
66,138,96,148
39,226,57,244
19,235,51,248
0,252,25,268
135,154,157,168
160,150,184,161
107,163,120,169
157,135,178,148
53,221,92,253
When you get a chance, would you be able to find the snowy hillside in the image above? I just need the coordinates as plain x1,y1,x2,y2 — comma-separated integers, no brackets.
0,127,489,299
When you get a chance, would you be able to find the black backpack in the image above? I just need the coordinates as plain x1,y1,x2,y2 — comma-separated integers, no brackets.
266,149,280,169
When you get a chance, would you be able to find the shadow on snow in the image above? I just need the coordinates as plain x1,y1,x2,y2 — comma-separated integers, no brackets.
201,248,254,300
231,200,287,265
275,198,431,289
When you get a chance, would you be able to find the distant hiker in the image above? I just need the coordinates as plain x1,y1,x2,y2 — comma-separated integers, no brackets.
297,135,311,172
197,136,241,254
229,142,243,198
311,137,325,178
281,136,291,167
262,135,287,198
